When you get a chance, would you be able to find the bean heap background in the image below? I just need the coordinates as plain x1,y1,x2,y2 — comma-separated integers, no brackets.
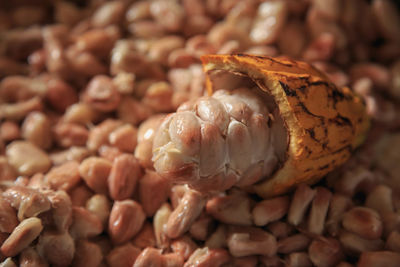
0,0,400,266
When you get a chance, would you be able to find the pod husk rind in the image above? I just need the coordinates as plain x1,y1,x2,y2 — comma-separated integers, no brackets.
201,54,370,198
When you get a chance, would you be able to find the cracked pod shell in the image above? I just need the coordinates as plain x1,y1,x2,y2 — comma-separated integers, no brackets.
201,54,369,198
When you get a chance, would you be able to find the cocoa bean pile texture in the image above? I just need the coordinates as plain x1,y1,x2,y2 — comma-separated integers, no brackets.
0,0,400,266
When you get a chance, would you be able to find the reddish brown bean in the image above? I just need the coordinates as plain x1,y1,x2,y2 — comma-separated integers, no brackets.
83,75,121,112
19,247,48,267
206,190,252,226
108,154,141,200
71,240,102,267
108,124,138,153
36,231,75,267
79,157,112,195
342,207,383,240
358,251,400,267
253,196,290,226
139,170,170,217
132,222,157,249
69,207,103,239
1,121,20,142
227,226,277,257
1,218,43,257
106,243,141,267
108,200,146,245
53,122,89,148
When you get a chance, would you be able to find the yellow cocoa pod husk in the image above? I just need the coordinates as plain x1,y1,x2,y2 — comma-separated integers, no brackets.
201,54,370,198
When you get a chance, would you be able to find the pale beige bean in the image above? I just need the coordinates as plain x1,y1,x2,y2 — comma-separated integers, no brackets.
0,258,17,267
358,251,400,267
37,231,75,267
342,207,382,240
326,194,353,237
206,190,252,226
1,218,43,257
44,161,81,191
154,203,172,250
79,157,112,195
21,112,52,149
267,222,295,239
0,197,18,233
308,238,344,267
87,119,123,151
49,146,92,166
0,97,42,121
386,231,400,252
3,186,51,220
285,252,312,267
365,184,394,214
139,170,170,217
336,263,353,267
227,226,277,257
250,1,288,45
133,247,163,267
108,200,146,245
333,167,375,196
108,154,141,200
52,122,89,148
6,141,51,176
135,114,165,168
339,230,384,255
108,124,138,153
166,189,205,238
63,103,98,125
183,248,231,267
113,72,135,95
72,240,103,267
19,247,48,267
45,190,72,233
288,184,316,226
277,234,311,254
132,222,157,249
86,194,111,227
91,1,125,28
126,1,151,23
171,235,198,260
106,243,141,267
308,187,332,235
70,207,103,239
253,196,290,226
150,0,185,32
